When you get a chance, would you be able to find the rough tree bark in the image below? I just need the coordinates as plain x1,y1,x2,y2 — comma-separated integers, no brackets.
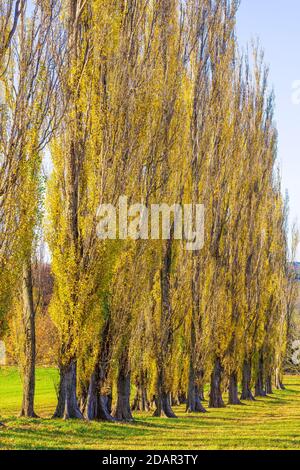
187,322,197,412
186,355,206,412
228,371,242,405
153,367,177,418
209,357,225,408
187,383,206,413
240,359,255,400
255,352,266,397
265,373,273,394
53,359,83,419
132,371,150,412
186,261,206,413
78,378,89,415
86,318,114,421
198,369,205,401
112,348,133,421
20,261,38,418
153,235,176,418
275,367,285,390
179,391,187,404
86,370,114,421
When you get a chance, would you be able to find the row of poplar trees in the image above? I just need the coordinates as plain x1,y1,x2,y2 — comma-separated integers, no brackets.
0,0,295,421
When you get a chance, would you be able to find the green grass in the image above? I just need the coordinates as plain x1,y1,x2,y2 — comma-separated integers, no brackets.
1,367,300,450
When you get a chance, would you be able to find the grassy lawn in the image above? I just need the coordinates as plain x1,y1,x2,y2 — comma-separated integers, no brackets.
1,367,300,450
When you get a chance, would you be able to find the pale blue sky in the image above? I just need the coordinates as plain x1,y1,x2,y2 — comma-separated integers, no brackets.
237,0,300,258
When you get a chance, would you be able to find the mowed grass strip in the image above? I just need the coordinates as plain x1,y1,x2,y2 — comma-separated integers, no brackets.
1,367,300,450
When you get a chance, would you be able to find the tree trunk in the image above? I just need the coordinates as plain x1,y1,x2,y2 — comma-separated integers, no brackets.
20,261,38,418
187,255,206,412
209,357,225,408
198,369,205,401
255,352,266,397
105,391,113,414
53,360,83,419
179,391,187,404
132,371,150,411
275,367,285,390
112,349,133,421
153,392,176,418
141,386,150,411
153,233,176,418
240,359,255,400
153,367,177,418
86,317,114,420
86,369,114,421
186,321,197,412
265,374,273,394
194,385,207,412
228,371,242,405
186,356,206,412
131,391,140,411
78,379,89,415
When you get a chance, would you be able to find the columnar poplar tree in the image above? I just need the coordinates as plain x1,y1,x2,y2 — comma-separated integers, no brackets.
0,0,55,423
0,0,26,331
47,0,95,419
0,0,63,419
16,1,61,418
0,0,25,427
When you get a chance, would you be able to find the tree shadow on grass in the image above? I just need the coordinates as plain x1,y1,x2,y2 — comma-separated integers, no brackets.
279,388,300,395
3,416,179,438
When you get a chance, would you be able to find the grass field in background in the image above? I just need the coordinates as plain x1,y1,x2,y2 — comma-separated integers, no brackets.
1,367,300,450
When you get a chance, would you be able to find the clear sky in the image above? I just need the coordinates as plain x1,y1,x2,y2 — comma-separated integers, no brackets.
236,0,300,259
